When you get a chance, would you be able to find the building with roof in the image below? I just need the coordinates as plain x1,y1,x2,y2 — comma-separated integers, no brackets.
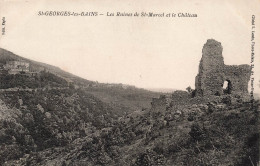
3,60,30,74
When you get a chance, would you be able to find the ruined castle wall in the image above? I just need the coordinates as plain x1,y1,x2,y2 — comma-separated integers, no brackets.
224,65,251,94
151,95,172,115
195,39,251,96
195,39,225,96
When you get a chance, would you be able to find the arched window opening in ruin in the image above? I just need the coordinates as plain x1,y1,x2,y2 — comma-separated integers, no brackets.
223,80,232,94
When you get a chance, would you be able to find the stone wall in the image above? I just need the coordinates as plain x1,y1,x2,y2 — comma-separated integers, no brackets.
195,39,251,96
151,95,168,114
224,65,251,95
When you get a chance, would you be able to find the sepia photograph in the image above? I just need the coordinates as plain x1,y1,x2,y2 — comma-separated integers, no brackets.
0,0,260,165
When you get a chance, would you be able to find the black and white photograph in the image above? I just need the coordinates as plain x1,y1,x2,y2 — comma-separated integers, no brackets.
0,0,260,165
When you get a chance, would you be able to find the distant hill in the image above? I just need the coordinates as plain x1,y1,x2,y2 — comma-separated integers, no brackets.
0,48,162,112
146,88,177,93
0,48,94,86
85,86,161,112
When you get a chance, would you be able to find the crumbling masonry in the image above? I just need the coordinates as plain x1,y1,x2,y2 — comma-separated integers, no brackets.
195,39,251,96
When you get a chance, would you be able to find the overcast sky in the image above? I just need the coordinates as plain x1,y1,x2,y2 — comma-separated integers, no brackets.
0,0,260,92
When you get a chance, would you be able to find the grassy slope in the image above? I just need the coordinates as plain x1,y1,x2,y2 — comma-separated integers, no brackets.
84,86,161,112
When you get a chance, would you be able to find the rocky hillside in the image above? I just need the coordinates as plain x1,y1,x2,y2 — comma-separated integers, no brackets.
1,90,258,165
0,48,162,165
0,47,259,165
0,87,125,165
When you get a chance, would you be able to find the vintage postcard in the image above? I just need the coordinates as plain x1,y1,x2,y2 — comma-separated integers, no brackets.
0,0,259,165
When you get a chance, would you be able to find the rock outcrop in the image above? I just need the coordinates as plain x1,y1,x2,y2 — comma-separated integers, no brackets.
195,39,251,96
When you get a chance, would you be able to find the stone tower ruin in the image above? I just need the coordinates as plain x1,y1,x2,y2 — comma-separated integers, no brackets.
195,39,251,96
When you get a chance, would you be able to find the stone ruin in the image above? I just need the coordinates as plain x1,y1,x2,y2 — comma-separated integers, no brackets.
150,39,251,114
195,39,251,96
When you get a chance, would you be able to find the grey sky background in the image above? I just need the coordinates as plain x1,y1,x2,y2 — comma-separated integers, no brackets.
0,0,259,92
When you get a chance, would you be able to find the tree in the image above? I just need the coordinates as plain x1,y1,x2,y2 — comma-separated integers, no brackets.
186,86,193,93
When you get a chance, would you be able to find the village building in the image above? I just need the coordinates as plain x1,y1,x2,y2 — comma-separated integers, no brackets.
3,60,30,74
